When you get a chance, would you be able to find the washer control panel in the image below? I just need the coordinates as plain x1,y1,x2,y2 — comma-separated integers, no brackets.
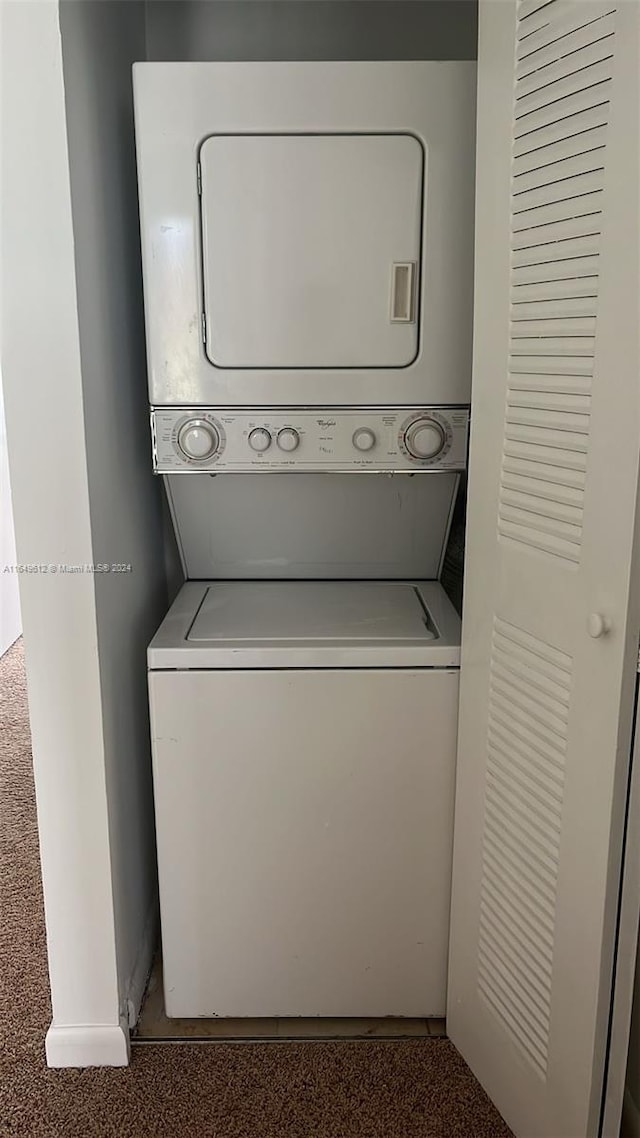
152,407,469,473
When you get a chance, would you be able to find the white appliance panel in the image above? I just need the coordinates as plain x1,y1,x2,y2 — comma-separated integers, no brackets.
149,665,459,1018
133,61,476,407
164,473,459,582
152,406,469,472
201,134,422,369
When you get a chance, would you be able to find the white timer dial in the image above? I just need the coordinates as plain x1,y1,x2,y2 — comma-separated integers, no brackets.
248,428,272,453
404,419,446,461
177,419,219,461
277,428,300,452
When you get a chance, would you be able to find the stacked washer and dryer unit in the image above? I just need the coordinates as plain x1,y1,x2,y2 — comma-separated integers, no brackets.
134,62,476,1019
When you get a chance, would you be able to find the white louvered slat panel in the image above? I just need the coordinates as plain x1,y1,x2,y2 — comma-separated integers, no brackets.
512,104,609,157
510,336,594,356
513,151,606,198
511,314,596,335
478,618,570,1075
493,616,574,675
500,2,616,566
501,471,585,507
483,805,561,888
485,737,560,810
503,439,588,471
505,407,590,434
479,910,553,1012
510,296,597,319
507,376,591,397
515,56,613,115
508,355,592,376
502,406,591,550
490,664,571,726
514,82,611,139
506,389,591,412
515,11,615,79
480,869,557,978
500,487,583,527
511,256,599,285
517,0,559,27
485,799,561,887
512,209,602,245
516,5,615,62
512,126,607,174
490,675,572,736
512,173,604,217
500,506,582,549
513,227,601,265
504,424,588,453
511,281,598,307
517,0,610,39
516,40,614,100
501,455,586,489
490,648,569,711
511,193,603,231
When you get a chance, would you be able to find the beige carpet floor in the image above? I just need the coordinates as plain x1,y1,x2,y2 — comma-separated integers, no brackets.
0,638,513,1138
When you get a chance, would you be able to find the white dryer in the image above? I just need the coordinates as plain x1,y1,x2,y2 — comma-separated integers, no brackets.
148,579,461,1018
133,61,476,410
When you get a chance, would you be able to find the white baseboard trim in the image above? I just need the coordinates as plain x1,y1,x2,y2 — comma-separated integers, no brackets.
45,1018,130,1068
124,897,159,1029
622,1087,640,1138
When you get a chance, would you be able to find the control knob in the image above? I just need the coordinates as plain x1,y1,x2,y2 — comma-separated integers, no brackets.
177,419,219,461
277,428,300,453
248,428,272,453
352,428,376,453
404,418,446,461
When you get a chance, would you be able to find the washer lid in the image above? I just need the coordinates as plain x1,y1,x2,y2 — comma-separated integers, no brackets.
187,581,435,644
148,580,461,669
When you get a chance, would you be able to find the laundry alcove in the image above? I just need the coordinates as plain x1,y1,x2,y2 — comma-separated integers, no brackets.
1,4,639,1138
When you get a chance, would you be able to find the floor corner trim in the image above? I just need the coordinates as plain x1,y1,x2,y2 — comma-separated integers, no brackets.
45,1018,130,1068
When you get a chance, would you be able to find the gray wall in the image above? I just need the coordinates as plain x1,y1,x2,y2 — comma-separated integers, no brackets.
59,0,168,1019
145,0,477,61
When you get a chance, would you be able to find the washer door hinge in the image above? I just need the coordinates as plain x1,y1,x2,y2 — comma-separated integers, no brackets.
197,162,202,196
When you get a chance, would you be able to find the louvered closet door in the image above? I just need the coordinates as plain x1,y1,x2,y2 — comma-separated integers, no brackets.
448,2,640,1136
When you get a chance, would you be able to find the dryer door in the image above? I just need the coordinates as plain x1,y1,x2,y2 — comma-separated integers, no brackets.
199,133,423,370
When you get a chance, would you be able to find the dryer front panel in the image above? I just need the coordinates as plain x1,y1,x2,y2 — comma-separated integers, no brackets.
133,62,476,408
201,134,423,371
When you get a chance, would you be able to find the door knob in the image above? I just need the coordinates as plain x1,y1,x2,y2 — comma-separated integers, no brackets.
588,613,611,639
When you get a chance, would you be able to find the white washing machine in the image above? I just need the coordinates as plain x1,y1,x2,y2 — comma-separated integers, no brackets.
148,579,461,1018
